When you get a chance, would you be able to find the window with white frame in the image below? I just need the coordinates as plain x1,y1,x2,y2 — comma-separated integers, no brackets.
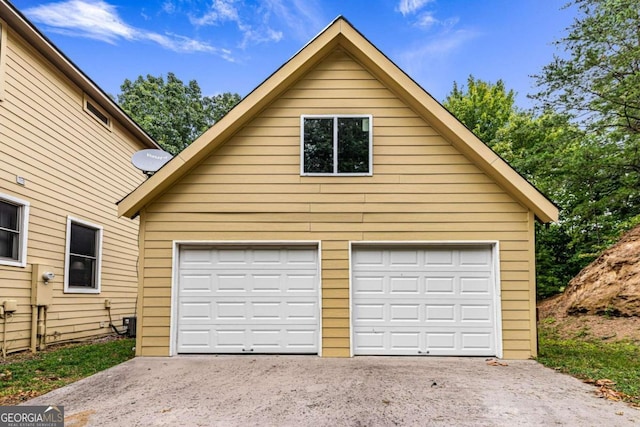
64,217,102,293
0,194,30,267
301,115,372,175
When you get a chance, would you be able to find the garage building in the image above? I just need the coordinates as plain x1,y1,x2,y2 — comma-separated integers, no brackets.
118,17,558,359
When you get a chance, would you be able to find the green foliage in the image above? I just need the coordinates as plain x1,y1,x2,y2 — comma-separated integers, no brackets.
532,0,640,137
529,0,640,296
0,338,135,404
445,73,640,298
117,73,241,154
443,76,517,147
538,328,640,404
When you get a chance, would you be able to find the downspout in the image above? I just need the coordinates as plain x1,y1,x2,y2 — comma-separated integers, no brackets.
30,305,38,353
1,314,7,358
41,306,48,350
37,306,45,350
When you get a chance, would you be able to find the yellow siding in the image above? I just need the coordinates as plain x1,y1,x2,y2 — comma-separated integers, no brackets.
0,26,146,353
139,49,537,359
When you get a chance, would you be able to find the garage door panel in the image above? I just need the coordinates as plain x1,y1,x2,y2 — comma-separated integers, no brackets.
426,332,456,350
180,300,318,323
353,276,385,293
179,302,212,320
390,304,420,321
460,304,493,321
177,246,319,354
180,274,213,292
461,332,493,350
459,248,491,266
353,246,497,356
177,326,318,354
425,304,456,321
425,277,454,293
389,276,420,293
354,327,495,355
179,328,212,350
460,277,492,293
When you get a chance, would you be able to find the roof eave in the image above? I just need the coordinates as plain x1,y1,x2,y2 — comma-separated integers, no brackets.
118,17,559,223
0,0,159,150
334,23,559,223
118,20,345,218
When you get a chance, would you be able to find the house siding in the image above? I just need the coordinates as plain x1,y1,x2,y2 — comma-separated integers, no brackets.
0,25,146,352
137,49,535,358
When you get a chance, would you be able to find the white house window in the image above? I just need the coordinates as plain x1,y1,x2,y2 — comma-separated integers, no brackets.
0,193,30,267
301,115,372,175
64,217,102,293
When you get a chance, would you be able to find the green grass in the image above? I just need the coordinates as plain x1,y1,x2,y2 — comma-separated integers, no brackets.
0,338,135,405
538,327,640,405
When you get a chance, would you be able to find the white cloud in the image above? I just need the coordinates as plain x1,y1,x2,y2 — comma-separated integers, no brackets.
397,0,434,16
190,0,239,26
24,0,233,59
415,12,438,29
263,0,324,41
399,28,479,73
191,0,292,48
162,1,176,14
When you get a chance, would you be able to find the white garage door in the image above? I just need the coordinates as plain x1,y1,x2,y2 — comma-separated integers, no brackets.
352,246,498,356
177,245,319,354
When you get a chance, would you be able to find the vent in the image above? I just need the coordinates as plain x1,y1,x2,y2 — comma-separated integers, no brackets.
85,101,110,126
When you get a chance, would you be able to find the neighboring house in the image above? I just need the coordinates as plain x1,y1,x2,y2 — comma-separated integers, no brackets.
0,1,157,354
119,17,558,359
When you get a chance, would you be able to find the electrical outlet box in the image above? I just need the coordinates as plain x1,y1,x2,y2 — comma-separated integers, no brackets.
31,264,54,306
100,321,106,328
104,299,111,309
3,299,18,312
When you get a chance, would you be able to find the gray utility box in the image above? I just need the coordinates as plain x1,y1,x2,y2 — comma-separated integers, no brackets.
122,316,137,338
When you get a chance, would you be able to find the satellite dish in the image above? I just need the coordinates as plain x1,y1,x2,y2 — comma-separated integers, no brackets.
131,149,172,177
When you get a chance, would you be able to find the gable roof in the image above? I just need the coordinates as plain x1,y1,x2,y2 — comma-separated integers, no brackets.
118,16,559,223
0,0,158,150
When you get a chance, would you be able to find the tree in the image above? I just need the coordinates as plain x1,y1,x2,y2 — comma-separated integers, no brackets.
530,0,640,295
443,76,640,298
117,73,241,154
532,0,640,137
443,76,517,147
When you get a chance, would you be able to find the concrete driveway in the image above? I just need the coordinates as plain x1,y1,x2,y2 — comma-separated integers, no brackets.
27,356,638,426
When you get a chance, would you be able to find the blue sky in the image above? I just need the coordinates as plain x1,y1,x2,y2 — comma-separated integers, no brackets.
10,0,576,108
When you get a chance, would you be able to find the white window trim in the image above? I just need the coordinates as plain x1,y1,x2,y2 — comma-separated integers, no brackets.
0,19,7,101
300,114,373,176
0,193,30,268
64,216,103,294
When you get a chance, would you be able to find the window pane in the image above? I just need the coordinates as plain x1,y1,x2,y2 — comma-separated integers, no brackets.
0,230,18,260
338,118,370,173
304,118,334,173
68,254,96,287
0,201,18,231
70,223,96,257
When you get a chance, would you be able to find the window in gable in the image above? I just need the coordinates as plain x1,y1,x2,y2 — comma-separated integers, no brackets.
64,216,102,293
0,193,30,267
301,115,372,175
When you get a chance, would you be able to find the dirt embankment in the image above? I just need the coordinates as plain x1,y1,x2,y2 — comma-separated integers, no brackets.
538,224,640,342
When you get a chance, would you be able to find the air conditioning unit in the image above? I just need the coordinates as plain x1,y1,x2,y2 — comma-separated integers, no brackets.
122,316,137,338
